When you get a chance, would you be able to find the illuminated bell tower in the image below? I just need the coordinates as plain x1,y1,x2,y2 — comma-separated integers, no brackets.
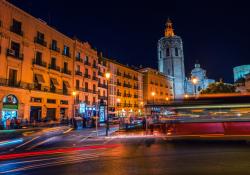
158,19,185,99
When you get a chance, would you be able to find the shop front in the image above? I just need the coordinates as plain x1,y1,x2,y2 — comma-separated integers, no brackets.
1,94,19,128
78,102,97,127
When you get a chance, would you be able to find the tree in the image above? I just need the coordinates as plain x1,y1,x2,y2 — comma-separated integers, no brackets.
200,82,236,94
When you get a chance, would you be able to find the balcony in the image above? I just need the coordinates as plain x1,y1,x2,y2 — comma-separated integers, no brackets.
10,26,23,36
48,64,60,72
116,82,122,86
61,68,71,75
123,73,132,79
50,45,60,53
92,76,98,81
133,77,139,81
116,71,122,76
93,90,98,94
98,83,107,89
134,104,139,108
92,64,98,69
0,79,20,88
75,71,82,76
6,49,23,60
123,83,132,88
76,57,83,63
0,78,71,96
34,37,47,47
98,95,107,100
98,71,103,76
117,92,122,96
62,52,71,58
84,101,90,105
33,59,47,68
84,74,91,79
83,88,93,93
117,103,121,107
84,61,91,66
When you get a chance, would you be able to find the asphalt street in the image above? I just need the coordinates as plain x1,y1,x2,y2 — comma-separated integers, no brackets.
1,128,250,175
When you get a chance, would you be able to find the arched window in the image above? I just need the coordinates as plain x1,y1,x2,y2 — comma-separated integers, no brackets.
175,48,179,56
166,48,170,56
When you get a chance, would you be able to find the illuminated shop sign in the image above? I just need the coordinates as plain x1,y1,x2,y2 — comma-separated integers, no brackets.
79,103,86,114
3,95,18,110
99,106,105,122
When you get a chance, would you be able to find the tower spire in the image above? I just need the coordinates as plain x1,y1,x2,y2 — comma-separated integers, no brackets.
165,18,175,37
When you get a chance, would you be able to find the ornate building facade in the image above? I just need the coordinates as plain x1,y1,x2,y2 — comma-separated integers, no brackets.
185,63,215,94
158,19,185,99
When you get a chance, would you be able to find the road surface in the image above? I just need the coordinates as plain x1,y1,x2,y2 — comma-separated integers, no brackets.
1,129,250,174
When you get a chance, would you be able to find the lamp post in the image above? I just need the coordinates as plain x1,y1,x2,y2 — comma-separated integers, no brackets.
151,92,156,105
191,77,198,96
72,91,77,128
105,72,111,136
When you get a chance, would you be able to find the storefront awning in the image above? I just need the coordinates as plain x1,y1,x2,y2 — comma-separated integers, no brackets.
63,81,70,88
35,74,45,84
51,78,59,86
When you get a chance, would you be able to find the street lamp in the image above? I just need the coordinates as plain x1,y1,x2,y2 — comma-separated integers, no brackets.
151,91,156,105
105,72,111,136
191,77,198,96
72,91,77,127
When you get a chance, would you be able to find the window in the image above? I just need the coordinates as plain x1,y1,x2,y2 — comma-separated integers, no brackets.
85,68,88,75
51,40,58,51
47,99,56,104
76,80,80,90
10,41,20,57
159,51,162,58
35,52,42,64
85,82,88,90
166,48,170,56
175,48,179,56
63,45,70,57
63,82,68,94
51,57,56,67
37,32,44,41
85,56,89,62
8,69,17,87
85,96,88,103
93,97,96,104
50,79,56,92
93,84,96,92
93,60,96,66
63,62,68,71
76,52,81,58
11,19,23,36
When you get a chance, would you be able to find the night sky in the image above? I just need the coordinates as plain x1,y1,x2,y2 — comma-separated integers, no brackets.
9,0,250,83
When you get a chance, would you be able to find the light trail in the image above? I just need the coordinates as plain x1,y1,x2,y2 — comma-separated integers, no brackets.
26,137,57,150
0,138,23,147
0,144,120,160
0,153,100,174
15,136,40,149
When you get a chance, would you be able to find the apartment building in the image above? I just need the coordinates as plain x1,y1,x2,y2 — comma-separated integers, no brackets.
0,0,109,124
139,68,173,105
106,59,143,117
73,40,106,119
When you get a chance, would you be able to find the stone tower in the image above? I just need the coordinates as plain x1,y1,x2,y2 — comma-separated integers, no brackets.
158,19,185,99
